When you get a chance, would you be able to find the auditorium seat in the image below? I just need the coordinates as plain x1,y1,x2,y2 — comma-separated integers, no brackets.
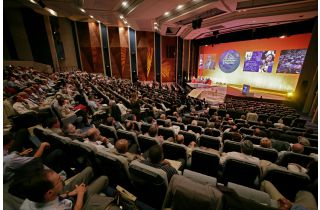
244,135,262,145
269,115,281,124
291,127,306,132
308,139,318,147
99,124,118,141
303,146,318,155
218,109,227,117
222,125,231,131
68,140,97,171
222,132,233,142
285,130,303,137
198,134,221,150
282,117,295,126
277,133,298,144
178,130,197,146
252,146,278,163
187,125,202,134
291,118,307,128
129,160,168,209
95,150,131,188
141,123,151,134
235,119,246,124
223,140,241,153
222,158,261,189
277,152,315,168
257,114,269,122
262,166,310,201
50,102,78,127
162,141,187,166
250,125,267,131
247,120,260,126
158,127,175,140
137,134,158,153
156,119,167,127
117,130,140,154
270,139,290,152
183,169,217,186
196,120,207,128
239,128,254,136
191,148,220,178
172,122,185,131
167,115,177,122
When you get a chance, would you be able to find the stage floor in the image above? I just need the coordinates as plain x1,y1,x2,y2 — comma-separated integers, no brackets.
188,83,289,105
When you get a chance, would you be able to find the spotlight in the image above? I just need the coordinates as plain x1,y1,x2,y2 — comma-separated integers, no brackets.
29,0,38,4
79,8,86,13
164,11,169,16
45,8,57,16
120,14,124,19
279,35,286,39
89,15,94,18
177,5,183,9
122,1,128,6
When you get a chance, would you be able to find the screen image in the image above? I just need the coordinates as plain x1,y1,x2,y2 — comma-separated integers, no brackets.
198,33,311,92
203,54,216,70
276,49,307,74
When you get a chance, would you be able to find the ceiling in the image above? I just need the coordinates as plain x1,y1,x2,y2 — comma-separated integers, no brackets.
6,0,318,40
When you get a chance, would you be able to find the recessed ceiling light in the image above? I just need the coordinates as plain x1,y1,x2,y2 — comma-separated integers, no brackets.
164,11,169,16
79,8,86,13
97,20,100,23
122,1,128,6
45,8,57,16
120,14,124,19
177,5,183,9
29,0,38,4
154,26,158,29
205,45,208,46
279,35,286,39
154,22,158,25
124,20,128,24
89,15,94,18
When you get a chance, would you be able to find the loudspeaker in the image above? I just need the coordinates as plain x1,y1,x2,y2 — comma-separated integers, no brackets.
192,18,202,29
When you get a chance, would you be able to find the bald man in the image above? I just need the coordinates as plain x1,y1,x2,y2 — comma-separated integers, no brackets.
110,139,142,162
291,143,304,154
85,128,114,149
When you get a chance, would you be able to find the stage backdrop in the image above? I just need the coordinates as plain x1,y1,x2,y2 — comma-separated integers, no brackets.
198,33,311,92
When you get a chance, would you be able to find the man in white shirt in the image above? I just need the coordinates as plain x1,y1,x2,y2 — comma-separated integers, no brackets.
13,94,35,115
220,140,260,167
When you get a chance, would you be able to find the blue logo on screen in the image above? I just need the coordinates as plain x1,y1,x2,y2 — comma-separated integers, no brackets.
219,50,241,73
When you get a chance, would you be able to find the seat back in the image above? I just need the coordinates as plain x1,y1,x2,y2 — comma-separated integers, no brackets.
257,114,269,122
116,130,140,153
222,158,260,188
303,146,318,155
162,141,188,163
178,130,197,146
278,152,315,168
223,140,241,153
141,123,151,134
172,122,185,131
99,124,118,140
262,167,310,201
167,115,177,122
197,120,207,128
244,135,262,145
158,127,175,140
187,125,202,134
239,128,254,136
156,119,167,127
137,135,158,153
291,118,307,128
222,132,233,142
183,169,217,185
252,147,278,163
129,160,168,209
268,115,281,124
191,148,220,177
68,140,97,170
198,135,221,150
95,150,130,188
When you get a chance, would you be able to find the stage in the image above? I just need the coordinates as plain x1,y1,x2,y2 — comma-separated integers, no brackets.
187,82,289,105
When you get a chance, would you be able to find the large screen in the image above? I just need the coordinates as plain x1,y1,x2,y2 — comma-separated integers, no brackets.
198,34,311,92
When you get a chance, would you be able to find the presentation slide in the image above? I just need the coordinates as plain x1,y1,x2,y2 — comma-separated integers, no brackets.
199,54,216,70
198,33,311,92
276,49,307,74
243,51,276,73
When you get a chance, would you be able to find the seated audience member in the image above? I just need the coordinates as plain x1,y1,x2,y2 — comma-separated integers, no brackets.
167,121,180,135
12,93,36,115
259,137,273,149
175,134,196,157
105,116,124,130
176,117,183,124
246,108,258,122
297,136,311,147
191,120,198,126
261,180,317,210
253,128,267,137
19,167,113,210
146,125,164,144
4,134,51,183
224,125,238,133
274,119,286,129
64,123,86,139
110,139,142,162
85,128,114,149
160,114,167,120
46,117,64,136
220,140,260,167
140,144,178,182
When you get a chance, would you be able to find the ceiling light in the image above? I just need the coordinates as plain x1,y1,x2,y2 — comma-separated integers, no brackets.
97,20,100,23
177,5,183,9
154,26,158,30
79,8,86,13
29,0,38,4
154,22,158,25
122,1,128,6
164,11,169,16
45,8,57,16
120,14,124,19
89,15,94,18
279,35,286,39
124,20,128,24
128,25,131,28
205,45,208,46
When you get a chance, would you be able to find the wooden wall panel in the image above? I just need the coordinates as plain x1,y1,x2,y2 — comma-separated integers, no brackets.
108,27,130,79
88,22,103,73
136,31,154,81
161,36,176,82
